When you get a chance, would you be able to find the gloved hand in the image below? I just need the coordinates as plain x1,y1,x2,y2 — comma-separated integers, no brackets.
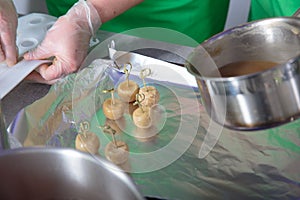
0,0,18,66
24,0,101,82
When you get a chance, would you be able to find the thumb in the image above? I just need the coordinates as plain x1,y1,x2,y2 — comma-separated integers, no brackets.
23,44,53,60
38,60,66,81
25,71,58,85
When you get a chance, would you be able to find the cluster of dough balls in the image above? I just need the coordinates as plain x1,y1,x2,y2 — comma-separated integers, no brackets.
84,67,161,166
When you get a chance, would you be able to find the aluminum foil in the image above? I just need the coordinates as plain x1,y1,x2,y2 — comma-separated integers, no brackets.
8,54,300,200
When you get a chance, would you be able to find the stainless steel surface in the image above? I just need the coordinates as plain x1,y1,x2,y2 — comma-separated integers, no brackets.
8,56,300,200
186,17,300,130
3,22,300,200
0,148,145,200
2,81,50,124
7,56,300,200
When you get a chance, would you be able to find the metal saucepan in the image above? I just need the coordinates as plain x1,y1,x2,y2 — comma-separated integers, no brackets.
0,147,145,200
186,15,300,130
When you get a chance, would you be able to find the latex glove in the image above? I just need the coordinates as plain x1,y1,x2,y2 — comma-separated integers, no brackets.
0,0,18,66
24,0,101,82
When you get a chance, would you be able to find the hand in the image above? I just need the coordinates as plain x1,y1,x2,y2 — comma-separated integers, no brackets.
0,0,18,66
24,0,101,82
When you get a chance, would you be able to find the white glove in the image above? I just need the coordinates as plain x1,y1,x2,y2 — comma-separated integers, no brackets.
24,0,101,82
0,0,18,66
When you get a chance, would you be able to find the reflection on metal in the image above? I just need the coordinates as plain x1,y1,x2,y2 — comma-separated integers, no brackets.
0,100,10,150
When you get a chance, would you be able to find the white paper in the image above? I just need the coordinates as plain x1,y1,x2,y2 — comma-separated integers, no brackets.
0,59,51,99
109,47,198,87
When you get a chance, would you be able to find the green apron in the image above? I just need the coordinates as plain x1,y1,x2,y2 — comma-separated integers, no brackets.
45,0,300,45
249,0,300,20
45,0,229,45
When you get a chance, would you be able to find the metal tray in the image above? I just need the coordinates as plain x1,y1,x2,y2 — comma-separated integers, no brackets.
7,53,300,200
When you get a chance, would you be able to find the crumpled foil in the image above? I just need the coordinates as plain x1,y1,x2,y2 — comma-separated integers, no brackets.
8,57,300,200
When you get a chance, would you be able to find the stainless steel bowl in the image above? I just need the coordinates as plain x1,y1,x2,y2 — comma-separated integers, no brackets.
186,17,300,130
0,148,145,200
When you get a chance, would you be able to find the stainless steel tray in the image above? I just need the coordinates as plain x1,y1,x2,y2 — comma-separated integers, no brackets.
7,53,300,200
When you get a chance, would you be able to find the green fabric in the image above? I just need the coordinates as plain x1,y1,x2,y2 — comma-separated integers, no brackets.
100,0,230,44
45,0,230,45
249,0,300,21
45,0,300,45
45,0,77,17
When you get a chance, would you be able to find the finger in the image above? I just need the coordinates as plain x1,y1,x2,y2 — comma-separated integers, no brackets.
23,44,53,60
34,63,49,74
25,71,58,85
37,62,65,81
1,32,17,66
4,45,17,67
0,35,6,63
0,45,5,63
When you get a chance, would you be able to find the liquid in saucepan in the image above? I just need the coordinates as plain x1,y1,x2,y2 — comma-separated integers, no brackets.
210,61,279,77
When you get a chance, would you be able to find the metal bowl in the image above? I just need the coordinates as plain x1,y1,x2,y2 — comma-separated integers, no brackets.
0,148,145,200
186,17,300,130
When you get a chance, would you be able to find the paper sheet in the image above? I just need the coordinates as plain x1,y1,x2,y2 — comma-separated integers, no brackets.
0,59,51,99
